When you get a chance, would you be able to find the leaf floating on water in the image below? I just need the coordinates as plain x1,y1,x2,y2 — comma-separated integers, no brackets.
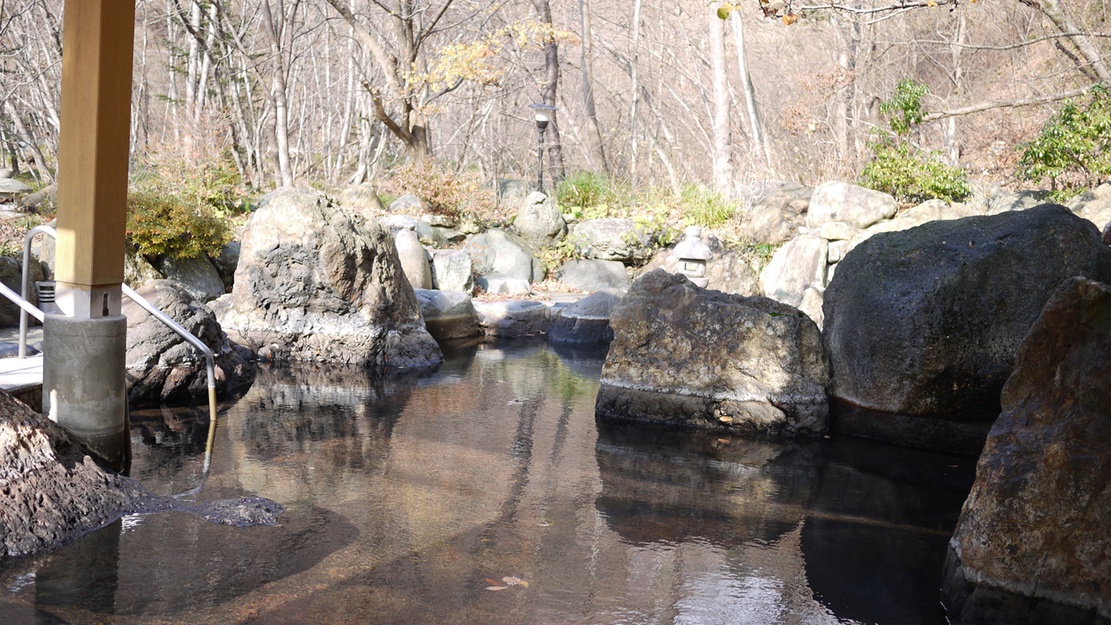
502,576,522,586
486,586,509,591
519,581,530,588
486,578,500,586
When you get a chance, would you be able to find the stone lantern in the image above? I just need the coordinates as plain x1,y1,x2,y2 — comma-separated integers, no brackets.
672,225,712,287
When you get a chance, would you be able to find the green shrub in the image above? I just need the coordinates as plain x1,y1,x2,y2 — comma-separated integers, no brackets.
556,171,623,218
677,184,737,228
1018,84,1111,201
861,79,970,203
861,140,970,203
126,149,241,260
127,185,231,260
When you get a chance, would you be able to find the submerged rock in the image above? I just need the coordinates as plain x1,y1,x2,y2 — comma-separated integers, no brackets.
823,204,1111,453
215,189,442,369
124,280,255,405
596,269,829,438
943,277,1111,624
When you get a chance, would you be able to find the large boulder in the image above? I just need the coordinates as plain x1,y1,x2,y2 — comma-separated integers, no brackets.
596,269,829,438
806,181,897,230
747,182,811,245
569,218,657,264
430,249,473,293
548,290,620,345
155,254,226,302
214,189,442,369
943,277,1111,624
463,229,544,283
124,280,255,405
760,233,828,309
1069,182,1111,233
513,191,566,246
414,288,481,342
823,204,1111,453
473,299,549,338
557,259,630,292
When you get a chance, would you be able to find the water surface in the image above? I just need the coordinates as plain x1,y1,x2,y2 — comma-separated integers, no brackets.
1,341,974,624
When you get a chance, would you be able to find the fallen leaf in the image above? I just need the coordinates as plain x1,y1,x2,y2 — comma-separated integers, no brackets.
486,586,509,591
486,578,500,586
502,576,522,586
519,581,530,588
718,415,734,424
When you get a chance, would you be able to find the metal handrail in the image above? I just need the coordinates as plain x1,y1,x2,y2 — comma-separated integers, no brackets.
18,227,219,475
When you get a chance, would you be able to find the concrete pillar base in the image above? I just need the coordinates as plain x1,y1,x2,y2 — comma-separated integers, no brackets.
43,314,129,473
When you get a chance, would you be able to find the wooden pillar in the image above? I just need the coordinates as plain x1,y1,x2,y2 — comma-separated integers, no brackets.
54,0,135,319
44,1,136,473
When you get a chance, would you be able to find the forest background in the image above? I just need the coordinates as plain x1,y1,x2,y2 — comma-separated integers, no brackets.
1,0,1108,253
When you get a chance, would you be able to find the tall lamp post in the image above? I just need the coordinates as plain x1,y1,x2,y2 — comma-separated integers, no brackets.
530,103,557,193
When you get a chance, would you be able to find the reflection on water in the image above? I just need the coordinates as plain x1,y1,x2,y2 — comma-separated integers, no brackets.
0,342,974,624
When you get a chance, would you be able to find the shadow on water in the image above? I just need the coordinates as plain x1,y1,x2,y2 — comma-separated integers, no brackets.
594,422,976,625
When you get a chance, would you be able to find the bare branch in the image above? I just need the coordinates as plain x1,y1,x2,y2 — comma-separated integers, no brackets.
923,87,1090,121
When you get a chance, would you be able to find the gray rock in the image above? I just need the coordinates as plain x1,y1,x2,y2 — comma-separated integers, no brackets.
1068,182,1111,233
477,275,531,296
818,220,859,241
823,204,1111,453
747,183,811,245
20,184,55,214
430,249,473,293
0,256,41,327
569,218,658,264
464,229,544,283
215,188,442,369
497,179,532,205
388,193,427,213
760,234,828,308
394,229,433,290
548,290,620,345
807,181,897,230
557,259,630,292
156,254,226,302
124,251,164,288
124,280,255,404
379,214,444,246
474,299,549,338
513,191,566,246
943,276,1111,624
337,182,386,213
596,269,829,438
414,289,481,341
211,241,241,289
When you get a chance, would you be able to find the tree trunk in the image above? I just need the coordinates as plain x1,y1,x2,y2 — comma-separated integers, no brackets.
630,0,642,181
1020,0,1111,84
709,8,732,195
260,0,294,188
578,0,608,174
730,10,771,172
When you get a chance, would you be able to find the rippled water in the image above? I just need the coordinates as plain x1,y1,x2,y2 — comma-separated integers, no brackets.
0,340,975,624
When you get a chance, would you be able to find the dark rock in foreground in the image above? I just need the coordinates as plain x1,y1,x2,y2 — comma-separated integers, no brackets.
215,189,442,369
125,280,255,405
596,269,829,438
943,277,1111,624
0,391,283,560
823,204,1111,453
